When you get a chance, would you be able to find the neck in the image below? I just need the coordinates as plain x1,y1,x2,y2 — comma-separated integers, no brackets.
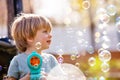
25,47,42,55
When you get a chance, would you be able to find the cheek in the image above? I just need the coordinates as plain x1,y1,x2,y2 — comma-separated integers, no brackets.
35,35,43,41
42,35,48,40
38,36,47,43
34,34,48,44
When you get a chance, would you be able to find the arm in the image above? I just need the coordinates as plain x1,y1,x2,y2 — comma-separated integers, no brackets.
7,77,16,80
7,55,30,80
19,73,30,80
7,73,30,80
7,56,30,80
50,54,59,67
7,56,19,79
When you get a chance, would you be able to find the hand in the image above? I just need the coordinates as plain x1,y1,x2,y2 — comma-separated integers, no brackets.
40,76,47,80
40,71,48,80
19,73,30,80
41,71,48,76
6,77,16,80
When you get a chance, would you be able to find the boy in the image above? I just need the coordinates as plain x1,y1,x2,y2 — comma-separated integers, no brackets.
7,14,58,80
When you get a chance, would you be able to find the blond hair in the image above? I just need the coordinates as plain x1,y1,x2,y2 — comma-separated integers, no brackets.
11,14,52,52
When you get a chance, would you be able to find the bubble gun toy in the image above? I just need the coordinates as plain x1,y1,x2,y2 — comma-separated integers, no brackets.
27,51,43,80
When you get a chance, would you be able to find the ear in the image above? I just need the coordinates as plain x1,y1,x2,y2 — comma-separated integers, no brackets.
27,38,34,43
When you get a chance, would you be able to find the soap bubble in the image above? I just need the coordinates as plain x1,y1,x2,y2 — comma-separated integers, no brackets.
35,42,41,50
82,1,90,10
116,17,120,22
101,62,110,72
98,50,111,62
70,55,77,60
116,21,120,32
88,57,96,66
86,46,94,54
99,14,110,23
75,62,80,67
106,5,117,16
98,48,105,54
96,8,107,15
56,48,64,55
57,55,64,64
99,76,105,80
46,63,86,80
116,43,120,51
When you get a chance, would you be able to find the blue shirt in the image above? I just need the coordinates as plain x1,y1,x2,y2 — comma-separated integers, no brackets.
7,53,58,79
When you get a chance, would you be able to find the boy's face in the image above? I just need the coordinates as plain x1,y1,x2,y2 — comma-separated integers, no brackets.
33,28,52,50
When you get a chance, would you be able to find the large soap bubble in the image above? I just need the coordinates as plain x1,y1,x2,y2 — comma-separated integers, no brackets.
98,50,111,62
46,63,86,80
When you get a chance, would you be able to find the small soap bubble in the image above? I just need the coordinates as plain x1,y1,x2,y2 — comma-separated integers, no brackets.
99,14,110,23
70,55,76,60
75,62,80,67
116,43,120,51
99,76,105,80
101,62,110,72
82,1,90,10
106,5,117,16
57,55,64,64
88,57,96,66
98,48,105,54
35,42,41,50
116,21,120,32
98,50,111,62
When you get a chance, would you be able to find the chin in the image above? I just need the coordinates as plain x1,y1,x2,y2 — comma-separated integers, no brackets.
44,46,49,49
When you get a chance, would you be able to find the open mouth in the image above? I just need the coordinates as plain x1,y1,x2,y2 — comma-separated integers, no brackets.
47,40,51,44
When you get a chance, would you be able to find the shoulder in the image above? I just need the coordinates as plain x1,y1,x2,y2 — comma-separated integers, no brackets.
42,53,58,64
42,53,56,59
13,53,25,59
11,53,27,62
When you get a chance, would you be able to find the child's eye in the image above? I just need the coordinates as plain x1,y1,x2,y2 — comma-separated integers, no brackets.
43,30,48,33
